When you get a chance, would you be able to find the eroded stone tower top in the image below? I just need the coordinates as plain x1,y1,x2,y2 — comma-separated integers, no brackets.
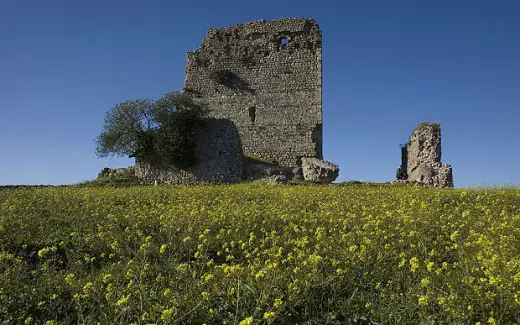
183,18,323,166
397,123,453,188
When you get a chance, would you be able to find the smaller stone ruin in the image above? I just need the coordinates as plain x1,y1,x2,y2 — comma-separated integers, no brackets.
396,123,453,188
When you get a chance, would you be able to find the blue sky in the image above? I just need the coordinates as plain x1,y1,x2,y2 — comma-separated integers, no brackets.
1,0,519,187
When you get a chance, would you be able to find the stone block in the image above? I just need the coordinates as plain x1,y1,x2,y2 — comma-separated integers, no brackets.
301,157,339,183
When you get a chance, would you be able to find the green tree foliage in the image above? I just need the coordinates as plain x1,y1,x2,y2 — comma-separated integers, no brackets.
95,92,203,167
95,99,156,158
153,92,203,167
154,109,201,168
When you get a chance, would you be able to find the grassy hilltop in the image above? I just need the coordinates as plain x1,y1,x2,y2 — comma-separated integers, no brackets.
1,184,519,324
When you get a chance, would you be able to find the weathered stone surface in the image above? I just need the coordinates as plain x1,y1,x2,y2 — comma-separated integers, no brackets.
183,18,323,167
135,119,244,184
134,18,329,184
243,162,295,181
431,164,453,188
292,166,304,181
396,123,453,188
266,175,288,185
301,157,339,183
98,167,135,179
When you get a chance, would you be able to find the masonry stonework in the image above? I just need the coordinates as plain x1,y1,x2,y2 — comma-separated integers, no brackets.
183,18,323,167
135,119,244,184
396,123,453,188
132,18,334,184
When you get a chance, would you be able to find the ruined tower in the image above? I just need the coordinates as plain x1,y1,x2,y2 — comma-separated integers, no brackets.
183,18,323,167
397,123,453,188
134,18,329,184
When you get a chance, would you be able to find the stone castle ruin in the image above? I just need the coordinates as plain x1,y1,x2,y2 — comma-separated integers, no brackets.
100,18,454,187
396,123,453,187
134,18,339,184
185,18,323,166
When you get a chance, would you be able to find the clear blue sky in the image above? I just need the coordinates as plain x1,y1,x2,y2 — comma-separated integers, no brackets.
1,0,519,187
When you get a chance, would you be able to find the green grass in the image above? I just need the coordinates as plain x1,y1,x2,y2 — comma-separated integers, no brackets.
1,184,519,324
74,173,142,187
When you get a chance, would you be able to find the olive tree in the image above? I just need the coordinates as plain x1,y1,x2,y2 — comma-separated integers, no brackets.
95,99,156,158
95,92,203,167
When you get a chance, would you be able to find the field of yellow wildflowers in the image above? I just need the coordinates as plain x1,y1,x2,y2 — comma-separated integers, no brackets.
1,184,519,324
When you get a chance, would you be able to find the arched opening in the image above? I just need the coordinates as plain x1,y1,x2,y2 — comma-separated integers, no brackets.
280,37,288,47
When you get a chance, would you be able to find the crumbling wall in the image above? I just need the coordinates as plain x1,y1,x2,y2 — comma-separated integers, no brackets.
397,123,453,188
183,18,323,167
135,119,244,184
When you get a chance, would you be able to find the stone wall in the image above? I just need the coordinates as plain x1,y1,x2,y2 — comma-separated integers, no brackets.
135,119,244,184
183,18,323,167
397,123,453,188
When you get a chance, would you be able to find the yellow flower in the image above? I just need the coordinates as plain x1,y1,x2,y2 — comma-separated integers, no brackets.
450,231,460,241
410,257,420,273
116,294,131,306
263,311,276,322
418,295,428,306
103,274,113,283
65,273,75,285
239,317,254,325
255,270,266,280
161,307,175,321
399,258,406,268
82,282,94,294
160,244,167,254
37,247,50,258
420,278,430,287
